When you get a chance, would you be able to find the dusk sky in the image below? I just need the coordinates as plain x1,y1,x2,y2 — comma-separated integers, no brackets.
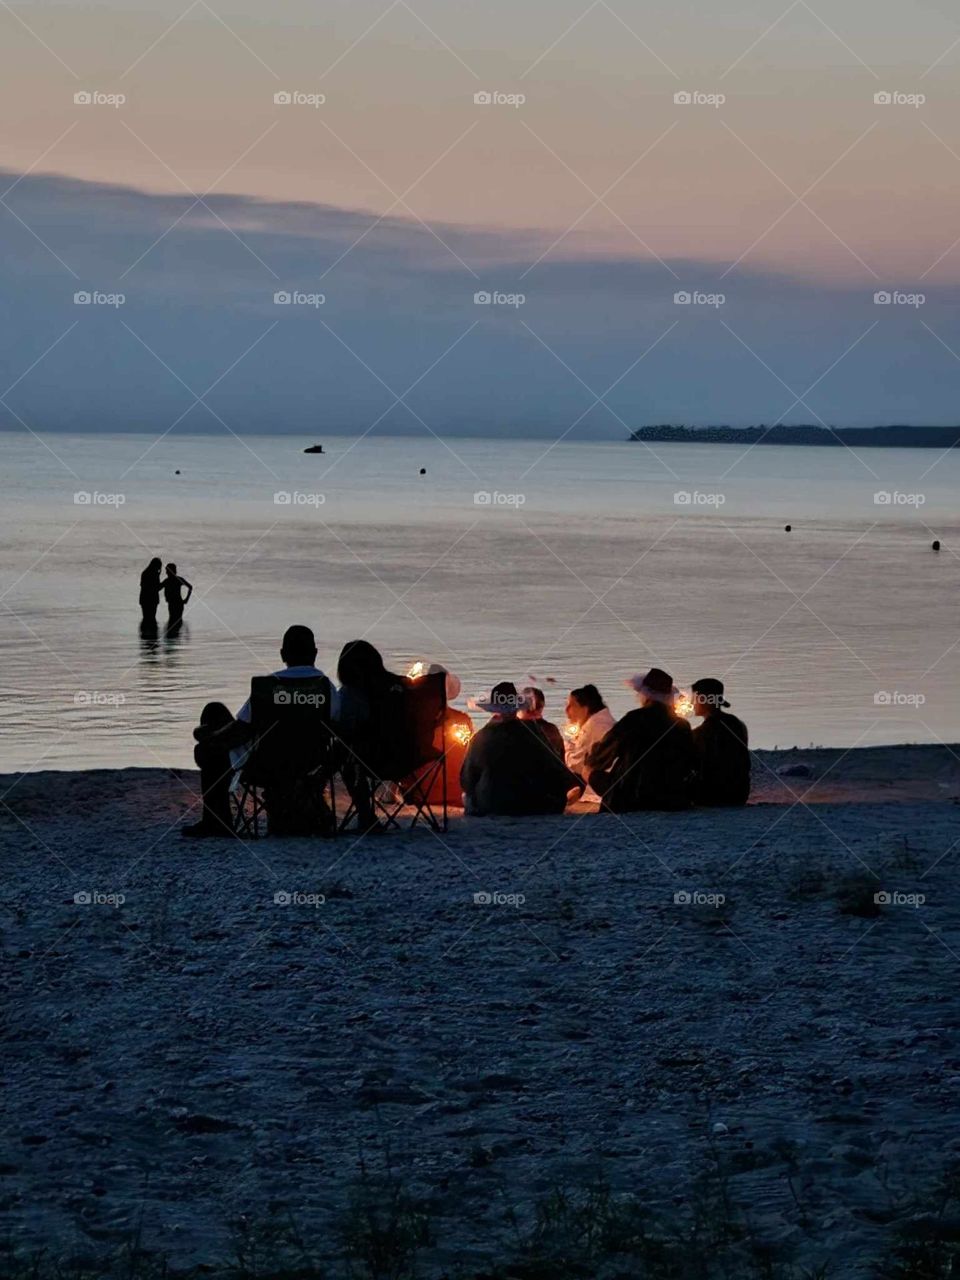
3,0,960,433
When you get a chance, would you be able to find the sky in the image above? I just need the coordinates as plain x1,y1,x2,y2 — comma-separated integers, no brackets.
2,0,960,435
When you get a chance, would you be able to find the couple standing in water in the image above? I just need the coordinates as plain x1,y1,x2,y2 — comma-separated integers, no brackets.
139,559,193,627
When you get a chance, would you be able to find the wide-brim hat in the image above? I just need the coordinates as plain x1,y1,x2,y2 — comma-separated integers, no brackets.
471,681,531,715
626,667,678,704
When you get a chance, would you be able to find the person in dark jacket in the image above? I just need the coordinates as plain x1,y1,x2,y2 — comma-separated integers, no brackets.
461,682,581,816
519,686,566,759
690,678,750,806
586,667,696,812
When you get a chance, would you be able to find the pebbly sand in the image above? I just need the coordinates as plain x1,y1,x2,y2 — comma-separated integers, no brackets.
3,743,960,1276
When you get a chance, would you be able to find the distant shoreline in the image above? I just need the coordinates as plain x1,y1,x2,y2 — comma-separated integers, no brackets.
629,425,960,448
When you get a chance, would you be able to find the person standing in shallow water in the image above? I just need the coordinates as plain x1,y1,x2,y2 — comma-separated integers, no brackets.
161,562,193,626
139,558,163,625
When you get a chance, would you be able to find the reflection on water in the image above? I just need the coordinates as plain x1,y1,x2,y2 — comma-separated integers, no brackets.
1,433,958,770
139,619,190,659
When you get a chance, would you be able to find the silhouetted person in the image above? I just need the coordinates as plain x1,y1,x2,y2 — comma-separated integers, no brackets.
187,701,239,836
162,562,192,625
587,667,696,812
690,678,750,807
139,557,163,625
183,624,336,838
337,639,409,830
461,682,580,816
519,686,565,759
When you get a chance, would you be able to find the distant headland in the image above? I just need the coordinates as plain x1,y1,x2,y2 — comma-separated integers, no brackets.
629,425,960,448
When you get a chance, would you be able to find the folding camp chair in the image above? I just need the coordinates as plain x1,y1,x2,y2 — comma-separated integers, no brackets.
339,671,449,833
232,674,337,837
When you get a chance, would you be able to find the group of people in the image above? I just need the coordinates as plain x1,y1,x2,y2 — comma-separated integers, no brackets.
461,667,748,817
139,558,193,628
184,624,750,837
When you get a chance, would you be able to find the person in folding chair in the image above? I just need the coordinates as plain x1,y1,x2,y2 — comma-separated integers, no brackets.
335,640,410,833
461,682,581,817
183,624,338,838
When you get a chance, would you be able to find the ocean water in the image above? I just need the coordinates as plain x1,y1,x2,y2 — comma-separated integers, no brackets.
1,429,957,771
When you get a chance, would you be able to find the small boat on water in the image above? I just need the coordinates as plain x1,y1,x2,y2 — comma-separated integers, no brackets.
303,444,324,454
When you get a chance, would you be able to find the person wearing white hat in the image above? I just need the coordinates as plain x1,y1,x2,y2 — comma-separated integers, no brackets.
461,682,581,816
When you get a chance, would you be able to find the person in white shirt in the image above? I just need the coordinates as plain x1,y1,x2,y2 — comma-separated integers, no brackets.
183,624,338,838
564,684,616,804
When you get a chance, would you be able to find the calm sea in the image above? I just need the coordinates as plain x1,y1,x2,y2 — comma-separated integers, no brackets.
1,430,956,770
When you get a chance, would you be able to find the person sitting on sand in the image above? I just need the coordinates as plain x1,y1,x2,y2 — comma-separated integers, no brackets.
563,684,616,802
183,624,337,838
586,667,696,812
519,686,566,759
690,678,750,807
461,682,581,816
161,562,193,625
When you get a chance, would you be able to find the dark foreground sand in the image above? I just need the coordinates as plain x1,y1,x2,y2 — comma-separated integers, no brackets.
2,744,959,1276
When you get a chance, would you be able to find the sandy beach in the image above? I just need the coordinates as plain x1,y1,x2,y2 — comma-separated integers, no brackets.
2,743,959,1277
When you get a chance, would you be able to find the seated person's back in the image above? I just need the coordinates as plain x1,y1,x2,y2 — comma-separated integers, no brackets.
586,668,696,812
461,683,580,816
690,678,750,806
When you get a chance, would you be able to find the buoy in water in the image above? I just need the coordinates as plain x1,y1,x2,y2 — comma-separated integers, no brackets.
932,539,941,551
784,524,792,532
419,467,426,475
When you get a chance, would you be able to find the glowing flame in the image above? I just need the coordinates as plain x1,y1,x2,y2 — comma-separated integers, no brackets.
675,692,694,718
450,723,473,747
563,722,581,741
407,661,427,680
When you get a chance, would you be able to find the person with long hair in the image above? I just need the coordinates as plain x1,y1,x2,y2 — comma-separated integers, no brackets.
336,639,408,830
139,557,163,625
564,683,615,802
